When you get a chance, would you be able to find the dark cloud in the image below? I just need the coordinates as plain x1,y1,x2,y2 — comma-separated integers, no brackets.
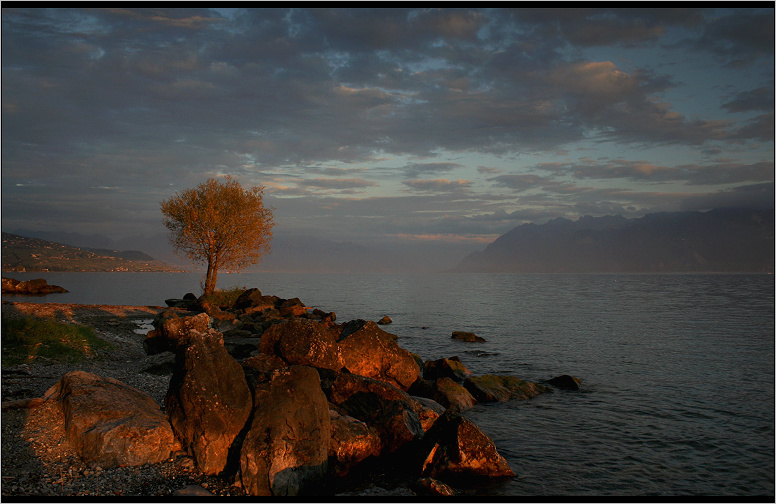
722,86,775,112
1,7,772,253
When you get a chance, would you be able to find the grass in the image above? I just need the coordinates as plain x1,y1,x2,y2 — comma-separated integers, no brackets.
1,316,113,366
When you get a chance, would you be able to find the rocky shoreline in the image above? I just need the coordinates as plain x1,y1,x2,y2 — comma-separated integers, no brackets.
1,292,580,497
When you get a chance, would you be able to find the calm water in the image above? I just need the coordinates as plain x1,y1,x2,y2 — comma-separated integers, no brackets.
3,272,774,497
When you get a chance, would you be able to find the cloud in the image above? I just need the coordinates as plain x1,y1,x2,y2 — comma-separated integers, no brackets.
722,86,775,112
402,162,461,179
299,177,377,191
402,178,473,193
680,182,775,210
536,159,774,185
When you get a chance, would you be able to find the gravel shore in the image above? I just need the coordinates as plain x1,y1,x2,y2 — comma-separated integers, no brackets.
1,301,249,497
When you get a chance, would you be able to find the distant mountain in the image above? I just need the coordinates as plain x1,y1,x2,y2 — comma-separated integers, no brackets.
1,233,183,272
6,229,423,273
454,208,774,273
252,234,418,273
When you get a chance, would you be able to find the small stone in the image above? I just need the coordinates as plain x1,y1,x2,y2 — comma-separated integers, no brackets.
377,316,392,325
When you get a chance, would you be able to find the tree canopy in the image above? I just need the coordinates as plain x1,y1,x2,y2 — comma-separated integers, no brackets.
160,176,274,295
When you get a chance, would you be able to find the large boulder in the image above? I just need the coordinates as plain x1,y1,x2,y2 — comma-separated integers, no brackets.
463,375,551,403
44,371,178,467
328,407,382,476
259,319,343,371
430,377,477,412
423,357,473,382
240,366,331,496
418,411,514,481
338,320,420,391
325,372,425,453
144,312,211,355
165,329,253,475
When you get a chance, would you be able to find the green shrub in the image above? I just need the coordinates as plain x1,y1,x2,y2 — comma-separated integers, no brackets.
199,286,247,309
1,316,113,366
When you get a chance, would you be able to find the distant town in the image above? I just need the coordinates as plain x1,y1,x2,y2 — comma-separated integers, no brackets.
1,233,184,273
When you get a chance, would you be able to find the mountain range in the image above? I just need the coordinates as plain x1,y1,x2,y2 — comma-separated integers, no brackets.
455,208,774,273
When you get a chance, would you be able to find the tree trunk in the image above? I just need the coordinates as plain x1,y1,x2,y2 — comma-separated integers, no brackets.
204,258,219,296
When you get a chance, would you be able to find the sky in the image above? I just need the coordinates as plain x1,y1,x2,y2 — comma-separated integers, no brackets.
2,7,774,269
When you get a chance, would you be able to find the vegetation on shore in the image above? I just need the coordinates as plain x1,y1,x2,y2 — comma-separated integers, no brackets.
1,317,113,365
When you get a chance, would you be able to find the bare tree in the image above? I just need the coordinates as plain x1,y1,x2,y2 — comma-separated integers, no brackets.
160,176,274,295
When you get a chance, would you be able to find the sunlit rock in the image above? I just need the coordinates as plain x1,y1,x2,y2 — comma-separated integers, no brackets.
165,328,252,475
338,320,420,390
44,370,178,467
240,366,330,496
259,318,343,371
451,331,486,342
328,407,382,476
418,411,514,481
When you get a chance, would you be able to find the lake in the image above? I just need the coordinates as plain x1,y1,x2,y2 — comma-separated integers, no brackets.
2,271,774,497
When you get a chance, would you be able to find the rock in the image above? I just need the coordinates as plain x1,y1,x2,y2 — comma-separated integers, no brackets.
376,316,392,325
242,354,288,389
145,312,211,355
338,320,419,391
423,357,473,382
173,485,214,496
1,276,20,292
2,277,68,294
312,309,336,322
463,375,551,403
410,395,446,432
328,408,382,476
418,411,514,481
431,377,477,412
545,374,582,391
451,331,486,343
164,298,197,309
240,366,330,496
325,372,425,454
414,477,456,496
259,318,343,371
140,352,176,376
233,288,263,310
44,370,178,467
165,329,253,475
222,333,261,361
278,297,308,317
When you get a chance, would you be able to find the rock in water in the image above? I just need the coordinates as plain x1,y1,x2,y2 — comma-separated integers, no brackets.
545,374,582,391
165,329,253,475
338,320,420,391
44,370,178,467
423,357,473,382
419,412,514,481
463,374,551,402
451,331,486,343
240,366,331,496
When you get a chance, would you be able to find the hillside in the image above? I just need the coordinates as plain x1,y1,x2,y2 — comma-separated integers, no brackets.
1,233,184,272
455,208,774,273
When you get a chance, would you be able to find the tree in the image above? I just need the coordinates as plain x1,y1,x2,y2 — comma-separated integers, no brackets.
160,176,274,296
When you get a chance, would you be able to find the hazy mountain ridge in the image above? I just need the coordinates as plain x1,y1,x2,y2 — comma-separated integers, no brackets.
455,208,774,273
1,233,183,272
